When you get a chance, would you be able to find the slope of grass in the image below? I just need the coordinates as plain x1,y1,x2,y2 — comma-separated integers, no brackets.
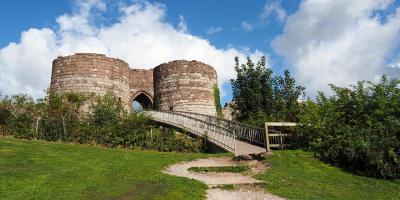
0,137,227,200
256,150,400,200
188,165,249,173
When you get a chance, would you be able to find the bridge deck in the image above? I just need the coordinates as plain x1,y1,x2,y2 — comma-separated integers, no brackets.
235,140,266,155
145,110,266,155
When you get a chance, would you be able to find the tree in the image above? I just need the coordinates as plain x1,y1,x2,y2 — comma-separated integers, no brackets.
91,91,126,128
230,56,305,126
279,70,305,121
231,56,265,123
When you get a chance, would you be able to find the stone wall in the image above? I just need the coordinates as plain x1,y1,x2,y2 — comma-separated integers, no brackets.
50,53,152,110
153,60,217,116
50,54,218,115
129,69,154,102
222,102,235,120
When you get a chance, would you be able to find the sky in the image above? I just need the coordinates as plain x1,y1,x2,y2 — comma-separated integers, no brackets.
1,0,400,105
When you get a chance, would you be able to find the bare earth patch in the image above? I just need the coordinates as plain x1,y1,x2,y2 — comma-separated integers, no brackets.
163,157,285,200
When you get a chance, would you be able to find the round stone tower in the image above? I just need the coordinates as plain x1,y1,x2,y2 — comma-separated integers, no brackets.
153,60,217,116
50,53,132,110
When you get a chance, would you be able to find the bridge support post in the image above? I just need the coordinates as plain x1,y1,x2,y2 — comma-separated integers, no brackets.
265,122,270,152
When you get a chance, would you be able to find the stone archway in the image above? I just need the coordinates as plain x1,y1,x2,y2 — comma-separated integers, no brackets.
130,91,153,112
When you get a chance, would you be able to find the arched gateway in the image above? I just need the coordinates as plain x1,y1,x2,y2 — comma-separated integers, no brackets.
130,91,153,111
50,53,217,116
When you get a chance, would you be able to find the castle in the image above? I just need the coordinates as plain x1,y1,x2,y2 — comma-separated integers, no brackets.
50,53,218,116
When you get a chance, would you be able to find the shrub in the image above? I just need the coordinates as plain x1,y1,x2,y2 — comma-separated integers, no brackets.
297,76,400,179
0,103,13,135
0,90,207,153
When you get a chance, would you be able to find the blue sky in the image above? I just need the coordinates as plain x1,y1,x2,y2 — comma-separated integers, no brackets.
1,0,400,105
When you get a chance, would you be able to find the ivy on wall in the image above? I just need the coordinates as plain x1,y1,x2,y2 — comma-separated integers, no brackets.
212,84,223,118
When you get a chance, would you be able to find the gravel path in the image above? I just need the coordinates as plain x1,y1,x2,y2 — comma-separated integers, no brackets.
207,188,282,200
163,157,285,200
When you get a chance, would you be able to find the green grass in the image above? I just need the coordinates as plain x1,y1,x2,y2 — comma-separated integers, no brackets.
3,137,399,200
188,165,249,173
255,150,400,200
0,137,229,200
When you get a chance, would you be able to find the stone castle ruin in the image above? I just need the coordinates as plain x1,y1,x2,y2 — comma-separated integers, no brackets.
50,53,218,116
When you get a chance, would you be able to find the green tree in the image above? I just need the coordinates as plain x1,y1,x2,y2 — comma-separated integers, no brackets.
231,56,304,126
91,91,126,127
278,70,305,121
43,92,92,141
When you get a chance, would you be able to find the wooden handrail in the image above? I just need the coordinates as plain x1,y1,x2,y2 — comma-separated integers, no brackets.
170,111,266,146
144,110,236,153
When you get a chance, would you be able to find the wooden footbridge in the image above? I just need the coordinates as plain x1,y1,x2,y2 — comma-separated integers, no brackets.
144,110,294,155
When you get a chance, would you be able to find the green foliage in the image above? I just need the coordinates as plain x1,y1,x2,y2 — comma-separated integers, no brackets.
297,76,400,179
91,91,126,127
43,91,92,142
0,137,219,200
0,102,13,135
212,84,223,118
230,56,304,126
256,150,400,200
0,94,38,138
0,91,202,153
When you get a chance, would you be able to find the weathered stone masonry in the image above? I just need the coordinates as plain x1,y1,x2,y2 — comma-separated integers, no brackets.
50,53,217,116
154,60,217,116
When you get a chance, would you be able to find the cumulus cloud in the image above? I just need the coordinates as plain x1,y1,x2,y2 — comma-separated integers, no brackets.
273,0,400,96
206,26,223,35
177,15,188,33
241,21,255,31
0,0,263,99
389,63,400,69
260,0,287,23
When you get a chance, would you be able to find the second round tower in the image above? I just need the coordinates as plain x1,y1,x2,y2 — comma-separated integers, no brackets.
153,60,217,116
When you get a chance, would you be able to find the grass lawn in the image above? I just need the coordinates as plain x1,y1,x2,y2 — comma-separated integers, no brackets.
0,137,227,200
3,137,400,200
255,150,400,200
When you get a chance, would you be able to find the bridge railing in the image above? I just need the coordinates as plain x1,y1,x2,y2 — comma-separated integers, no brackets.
144,110,236,153
172,111,266,146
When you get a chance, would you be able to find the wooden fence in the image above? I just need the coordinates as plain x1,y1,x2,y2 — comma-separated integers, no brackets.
265,122,297,151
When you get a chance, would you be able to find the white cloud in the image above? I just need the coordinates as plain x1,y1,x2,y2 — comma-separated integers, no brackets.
0,0,264,99
389,62,400,68
241,21,255,31
177,15,188,33
273,0,400,96
260,0,287,22
206,26,223,35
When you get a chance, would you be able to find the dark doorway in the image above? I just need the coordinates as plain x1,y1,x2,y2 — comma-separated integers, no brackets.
131,92,153,112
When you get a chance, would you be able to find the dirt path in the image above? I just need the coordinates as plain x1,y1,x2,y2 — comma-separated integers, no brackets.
163,157,285,200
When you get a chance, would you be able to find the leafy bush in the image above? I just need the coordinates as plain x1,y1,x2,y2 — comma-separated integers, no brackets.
0,91,202,153
297,76,400,179
0,103,13,135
